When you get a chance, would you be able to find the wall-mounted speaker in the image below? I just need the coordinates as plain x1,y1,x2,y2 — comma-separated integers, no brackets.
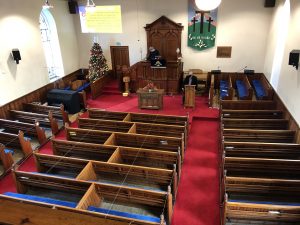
264,0,276,8
244,69,255,74
289,50,300,70
68,0,78,14
11,49,21,64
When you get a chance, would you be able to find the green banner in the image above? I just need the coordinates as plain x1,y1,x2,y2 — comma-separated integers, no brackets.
188,0,218,51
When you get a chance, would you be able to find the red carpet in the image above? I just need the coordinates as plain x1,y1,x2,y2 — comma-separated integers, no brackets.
171,117,220,225
0,80,220,225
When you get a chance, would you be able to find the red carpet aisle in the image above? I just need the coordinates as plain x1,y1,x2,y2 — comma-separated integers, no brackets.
171,118,220,225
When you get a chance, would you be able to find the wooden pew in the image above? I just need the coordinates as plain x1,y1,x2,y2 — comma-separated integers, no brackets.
223,129,295,143
88,109,128,121
52,139,117,161
217,74,234,100
224,157,300,179
129,112,188,127
108,146,181,177
65,127,113,145
0,118,47,144
0,143,14,173
231,74,253,100
224,196,300,223
0,131,33,157
52,139,181,177
78,118,133,133
23,103,70,125
88,109,189,127
78,118,186,139
66,127,184,155
222,109,283,119
224,141,300,159
105,132,184,156
222,118,289,130
226,176,300,198
247,73,274,100
221,100,277,110
10,110,59,135
34,153,178,196
4,170,172,225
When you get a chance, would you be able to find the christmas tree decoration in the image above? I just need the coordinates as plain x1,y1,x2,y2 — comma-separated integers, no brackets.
88,42,109,82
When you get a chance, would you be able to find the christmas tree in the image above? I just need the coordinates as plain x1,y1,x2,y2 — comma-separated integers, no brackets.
88,42,109,82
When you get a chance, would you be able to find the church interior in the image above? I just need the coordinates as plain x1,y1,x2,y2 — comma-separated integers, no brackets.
0,0,300,224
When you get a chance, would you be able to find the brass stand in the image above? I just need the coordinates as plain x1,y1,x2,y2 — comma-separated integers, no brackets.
123,76,130,97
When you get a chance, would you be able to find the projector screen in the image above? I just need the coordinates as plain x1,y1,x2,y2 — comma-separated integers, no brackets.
79,5,122,33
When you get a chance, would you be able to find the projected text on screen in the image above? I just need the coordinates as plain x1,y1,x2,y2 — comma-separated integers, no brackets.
79,5,122,33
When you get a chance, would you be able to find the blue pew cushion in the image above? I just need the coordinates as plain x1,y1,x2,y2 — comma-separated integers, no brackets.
228,199,300,206
88,206,161,223
3,192,77,208
220,80,229,99
4,149,14,155
236,80,247,98
252,79,266,99
77,82,90,92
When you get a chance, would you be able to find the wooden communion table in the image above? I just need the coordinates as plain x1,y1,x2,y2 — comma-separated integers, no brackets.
137,89,164,110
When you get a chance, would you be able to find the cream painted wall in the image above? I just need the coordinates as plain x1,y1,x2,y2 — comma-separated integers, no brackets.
0,0,79,106
76,0,273,72
264,0,300,125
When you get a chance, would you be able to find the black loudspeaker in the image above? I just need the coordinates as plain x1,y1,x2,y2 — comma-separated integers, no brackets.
12,49,21,64
289,50,300,70
211,70,221,74
264,0,276,7
68,0,78,14
244,69,255,74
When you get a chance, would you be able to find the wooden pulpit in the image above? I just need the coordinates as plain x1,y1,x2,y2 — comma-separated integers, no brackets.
184,85,196,108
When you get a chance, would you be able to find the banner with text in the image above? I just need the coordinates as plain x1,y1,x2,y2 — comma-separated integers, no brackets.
188,0,218,51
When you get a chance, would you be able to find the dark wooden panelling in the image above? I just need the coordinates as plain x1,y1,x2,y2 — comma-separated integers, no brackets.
272,93,300,143
145,16,183,61
127,61,183,94
0,69,87,119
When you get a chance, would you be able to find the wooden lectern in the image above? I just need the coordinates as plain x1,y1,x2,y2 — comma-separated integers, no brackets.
184,85,196,108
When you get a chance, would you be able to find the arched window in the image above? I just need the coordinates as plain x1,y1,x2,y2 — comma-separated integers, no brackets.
39,9,64,82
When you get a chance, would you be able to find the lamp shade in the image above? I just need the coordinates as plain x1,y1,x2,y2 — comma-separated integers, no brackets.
195,0,221,11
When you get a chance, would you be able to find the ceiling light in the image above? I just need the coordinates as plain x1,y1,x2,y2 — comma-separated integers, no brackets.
86,0,96,7
195,0,222,11
43,0,53,9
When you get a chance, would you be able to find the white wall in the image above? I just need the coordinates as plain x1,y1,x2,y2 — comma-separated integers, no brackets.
264,0,300,125
0,0,79,106
76,0,273,72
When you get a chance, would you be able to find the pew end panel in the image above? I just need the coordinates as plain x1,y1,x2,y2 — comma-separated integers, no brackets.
0,143,14,172
208,74,215,107
76,183,101,210
18,131,33,157
76,161,98,181
107,147,123,163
